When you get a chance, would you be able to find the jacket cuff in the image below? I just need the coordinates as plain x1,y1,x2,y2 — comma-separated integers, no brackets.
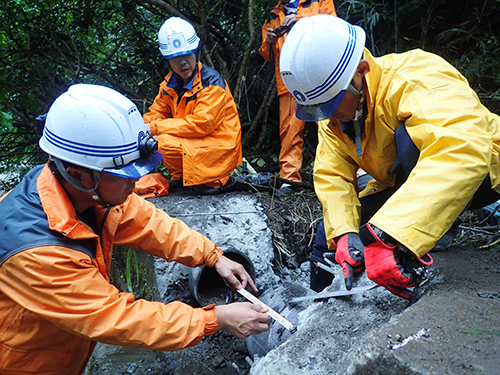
149,120,159,136
204,246,223,267
202,304,219,335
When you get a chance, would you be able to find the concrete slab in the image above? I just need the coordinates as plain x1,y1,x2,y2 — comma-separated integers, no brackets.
251,247,500,375
151,191,279,304
349,248,500,375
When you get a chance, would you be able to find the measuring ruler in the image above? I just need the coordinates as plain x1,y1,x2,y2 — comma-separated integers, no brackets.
236,288,297,333
291,284,379,303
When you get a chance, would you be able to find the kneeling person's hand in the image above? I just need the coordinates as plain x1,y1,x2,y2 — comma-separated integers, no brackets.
363,223,432,300
333,233,365,290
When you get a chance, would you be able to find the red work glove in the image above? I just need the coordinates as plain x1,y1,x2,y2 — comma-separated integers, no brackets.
363,223,433,300
333,233,365,290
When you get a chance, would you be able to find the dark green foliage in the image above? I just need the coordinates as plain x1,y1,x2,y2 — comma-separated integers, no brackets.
336,0,500,112
0,0,165,186
1,0,499,188
110,245,161,301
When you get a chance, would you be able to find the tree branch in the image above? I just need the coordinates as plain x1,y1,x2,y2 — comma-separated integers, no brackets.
142,0,184,18
241,75,276,150
233,0,256,101
193,0,215,69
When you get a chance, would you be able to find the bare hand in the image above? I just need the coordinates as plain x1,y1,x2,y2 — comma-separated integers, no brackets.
282,14,297,27
215,302,269,339
214,255,258,292
266,28,277,44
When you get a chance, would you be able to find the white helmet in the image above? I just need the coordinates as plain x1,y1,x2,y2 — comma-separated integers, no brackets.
280,15,366,121
158,17,200,59
39,84,161,179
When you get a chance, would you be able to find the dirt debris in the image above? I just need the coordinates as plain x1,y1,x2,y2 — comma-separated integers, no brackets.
258,191,323,270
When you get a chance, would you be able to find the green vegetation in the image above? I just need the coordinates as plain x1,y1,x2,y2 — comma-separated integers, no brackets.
110,245,161,301
125,247,140,295
1,0,500,189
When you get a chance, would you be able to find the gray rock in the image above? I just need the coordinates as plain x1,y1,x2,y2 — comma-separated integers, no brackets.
250,248,500,375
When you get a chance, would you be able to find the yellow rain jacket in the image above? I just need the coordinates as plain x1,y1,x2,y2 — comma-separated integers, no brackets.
0,164,221,375
315,49,500,258
144,61,242,186
258,0,336,96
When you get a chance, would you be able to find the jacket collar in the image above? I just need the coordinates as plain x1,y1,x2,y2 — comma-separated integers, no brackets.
361,48,378,112
37,163,98,240
276,0,306,12
167,61,201,95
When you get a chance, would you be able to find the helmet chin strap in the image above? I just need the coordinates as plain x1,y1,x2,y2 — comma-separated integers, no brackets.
347,80,365,157
52,158,112,207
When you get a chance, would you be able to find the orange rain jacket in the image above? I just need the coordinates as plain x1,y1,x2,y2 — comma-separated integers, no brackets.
258,0,336,96
0,164,222,375
144,61,242,186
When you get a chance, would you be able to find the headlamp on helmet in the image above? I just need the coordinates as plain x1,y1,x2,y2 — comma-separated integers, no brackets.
39,84,162,179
